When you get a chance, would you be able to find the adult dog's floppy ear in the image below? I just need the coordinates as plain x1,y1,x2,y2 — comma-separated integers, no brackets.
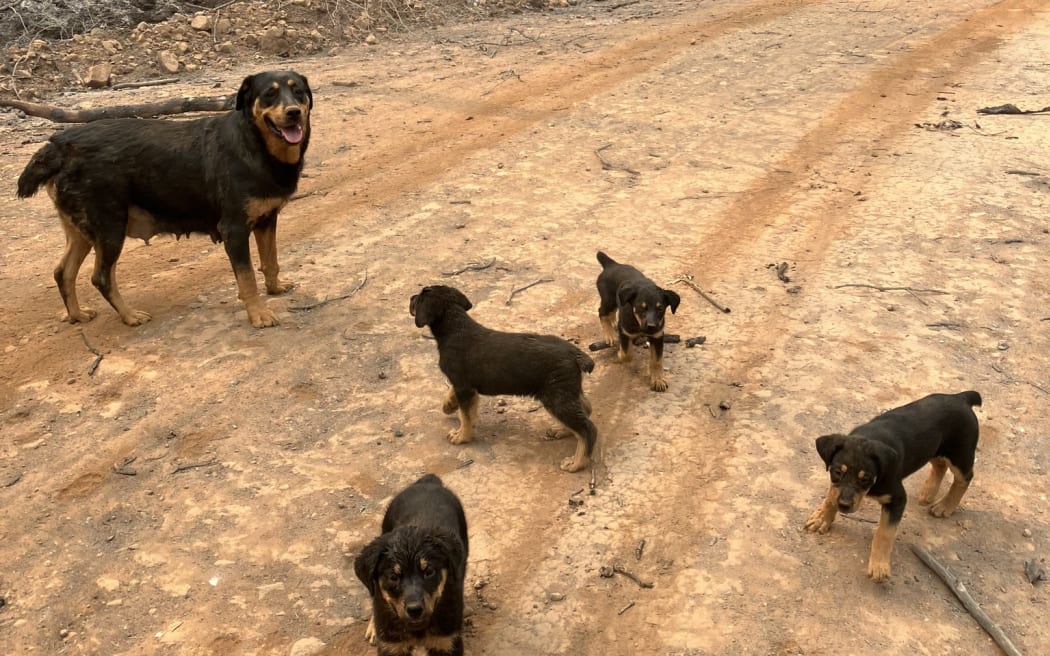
663,289,681,314
297,73,313,109
353,536,386,596
235,74,256,118
815,434,848,470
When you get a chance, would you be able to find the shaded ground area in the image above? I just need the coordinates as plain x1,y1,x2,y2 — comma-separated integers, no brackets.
1,0,1049,654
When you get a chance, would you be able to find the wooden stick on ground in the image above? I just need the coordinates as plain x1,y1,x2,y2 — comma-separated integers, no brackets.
669,274,731,314
911,544,1024,656
0,94,235,123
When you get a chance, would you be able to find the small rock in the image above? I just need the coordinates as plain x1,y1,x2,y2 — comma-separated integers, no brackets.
84,63,112,88
158,51,180,74
365,33,377,45
997,341,1009,351
190,15,213,31
1023,528,1032,538
289,637,326,656
549,592,565,602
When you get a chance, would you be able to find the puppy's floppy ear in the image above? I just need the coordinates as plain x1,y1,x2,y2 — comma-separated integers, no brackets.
617,282,638,307
429,530,467,581
663,289,681,314
353,536,387,596
412,288,442,328
235,74,256,117
865,440,900,480
815,434,847,470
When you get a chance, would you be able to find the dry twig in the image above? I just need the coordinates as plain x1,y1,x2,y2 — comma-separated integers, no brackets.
288,271,369,312
594,143,640,176
80,331,103,376
442,258,495,276
669,274,731,314
506,277,553,305
172,459,219,474
911,544,1023,656
0,94,235,123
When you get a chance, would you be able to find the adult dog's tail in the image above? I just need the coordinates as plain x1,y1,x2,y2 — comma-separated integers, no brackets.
17,142,62,198
958,390,982,407
596,251,617,269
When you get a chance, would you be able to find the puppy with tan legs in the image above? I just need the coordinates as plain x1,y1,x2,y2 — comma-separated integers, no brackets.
804,391,982,582
595,251,681,391
410,285,597,472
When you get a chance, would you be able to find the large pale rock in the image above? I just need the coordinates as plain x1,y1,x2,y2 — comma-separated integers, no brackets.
158,51,180,73
84,63,112,88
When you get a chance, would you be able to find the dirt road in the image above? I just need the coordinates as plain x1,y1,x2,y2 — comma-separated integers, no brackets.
2,0,1049,654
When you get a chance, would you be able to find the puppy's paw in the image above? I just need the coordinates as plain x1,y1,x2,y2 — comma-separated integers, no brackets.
928,500,958,518
120,309,153,326
447,428,473,445
867,558,892,583
617,348,632,363
64,307,98,323
365,615,376,646
544,427,572,441
265,278,295,295
650,377,668,392
804,507,833,534
560,455,589,473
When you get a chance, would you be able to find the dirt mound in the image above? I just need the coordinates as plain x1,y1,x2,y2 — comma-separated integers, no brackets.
1,0,559,99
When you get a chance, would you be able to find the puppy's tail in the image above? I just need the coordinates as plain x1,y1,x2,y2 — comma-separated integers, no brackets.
596,251,616,269
576,350,595,374
17,142,62,198
958,390,982,407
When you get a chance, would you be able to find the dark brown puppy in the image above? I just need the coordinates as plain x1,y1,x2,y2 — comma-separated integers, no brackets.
410,285,597,472
804,391,982,582
16,71,312,328
355,473,468,656
595,251,681,391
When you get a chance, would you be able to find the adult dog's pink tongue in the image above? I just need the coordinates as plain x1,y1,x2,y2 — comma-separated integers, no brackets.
280,125,304,144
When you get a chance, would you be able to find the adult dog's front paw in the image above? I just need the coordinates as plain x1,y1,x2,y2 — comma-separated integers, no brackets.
804,506,834,534
447,428,473,445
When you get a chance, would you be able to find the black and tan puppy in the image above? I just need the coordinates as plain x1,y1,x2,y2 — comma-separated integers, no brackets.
410,284,597,472
354,474,468,656
16,70,312,328
595,251,681,391
804,391,982,582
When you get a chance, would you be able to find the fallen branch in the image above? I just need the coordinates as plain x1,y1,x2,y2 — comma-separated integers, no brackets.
977,103,1050,115
612,564,654,589
442,257,495,276
506,277,553,305
669,274,731,314
80,331,103,376
172,459,220,474
594,143,640,176
113,456,138,476
288,271,368,312
111,77,179,91
834,283,948,295
635,539,646,561
617,601,636,615
0,94,235,123
911,544,1023,656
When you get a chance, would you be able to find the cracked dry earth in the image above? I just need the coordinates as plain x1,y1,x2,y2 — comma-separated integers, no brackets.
2,0,1050,654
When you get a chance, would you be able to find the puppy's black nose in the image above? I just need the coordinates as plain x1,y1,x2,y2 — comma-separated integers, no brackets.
405,602,424,619
285,107,302,120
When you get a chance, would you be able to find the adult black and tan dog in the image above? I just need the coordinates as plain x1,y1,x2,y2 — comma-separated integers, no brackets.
354,473,469,656
804,391,982,582
16,70,312,328
595,251,681,391
410,284,598,472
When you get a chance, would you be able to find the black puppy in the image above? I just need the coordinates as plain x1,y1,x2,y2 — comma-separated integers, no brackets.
354,473,468,656
595,251,681,391
410,285,597,472
804,391,982,582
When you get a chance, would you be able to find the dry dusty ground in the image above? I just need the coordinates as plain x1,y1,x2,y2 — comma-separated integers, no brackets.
1,0,1049,654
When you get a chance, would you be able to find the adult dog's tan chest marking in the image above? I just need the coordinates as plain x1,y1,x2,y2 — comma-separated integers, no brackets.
244,196,288,228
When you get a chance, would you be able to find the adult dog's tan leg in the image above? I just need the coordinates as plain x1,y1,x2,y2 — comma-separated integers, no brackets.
234,267,278,328
54,213,97,323
253,223,294,295
867,505,899,582
448,392,478,444
804,485,840,534
442,388,459,415
560,432,591,473
917,457,948,505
